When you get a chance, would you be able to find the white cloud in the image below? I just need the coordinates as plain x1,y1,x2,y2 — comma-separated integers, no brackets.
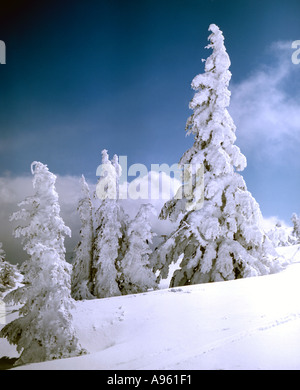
230,41,300,166
261,216,291,233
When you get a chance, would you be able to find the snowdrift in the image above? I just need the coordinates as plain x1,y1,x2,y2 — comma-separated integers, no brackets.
1,245,300,370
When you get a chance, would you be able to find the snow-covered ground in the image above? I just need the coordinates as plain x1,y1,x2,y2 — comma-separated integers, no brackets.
1,245,300,370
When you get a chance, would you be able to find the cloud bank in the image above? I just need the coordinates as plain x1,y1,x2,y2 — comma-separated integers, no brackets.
0,171,181,264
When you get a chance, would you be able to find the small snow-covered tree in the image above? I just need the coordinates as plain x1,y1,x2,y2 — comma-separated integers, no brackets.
151,24,282,287
93,150,128,298
118,204,157,295
267,222,291,247
0,243,21,296
0,162,84,365
291,213,300,243
71,175,94,300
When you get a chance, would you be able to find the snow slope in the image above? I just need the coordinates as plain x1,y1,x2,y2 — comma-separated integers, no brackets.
1,245,300,370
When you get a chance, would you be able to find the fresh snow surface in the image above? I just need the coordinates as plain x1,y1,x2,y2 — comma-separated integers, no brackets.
1,245,300,370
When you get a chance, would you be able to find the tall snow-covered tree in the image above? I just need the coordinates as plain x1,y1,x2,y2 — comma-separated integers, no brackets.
93,150,128,298
118,204,157,295
71,175,94,300
0,162,84,365
151,24,282,287
0,243,21,296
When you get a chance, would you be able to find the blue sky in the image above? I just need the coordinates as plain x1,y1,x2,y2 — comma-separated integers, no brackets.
0,0,300,224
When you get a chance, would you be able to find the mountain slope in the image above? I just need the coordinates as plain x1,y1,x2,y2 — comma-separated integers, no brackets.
2,245,300,370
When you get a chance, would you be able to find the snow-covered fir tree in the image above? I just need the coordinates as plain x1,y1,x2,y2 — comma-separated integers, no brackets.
151,24,282,287
71,175,94,300
0,242,21,296
0,162,84,365
291,213,300,243
93,150,128,298
118,204,157,295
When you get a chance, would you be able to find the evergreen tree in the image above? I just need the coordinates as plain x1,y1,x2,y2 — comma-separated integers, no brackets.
152,24,282,287
93,150,127,298
0,162,84,365
118,204,157,295
71,175,94,300
267,222,291,247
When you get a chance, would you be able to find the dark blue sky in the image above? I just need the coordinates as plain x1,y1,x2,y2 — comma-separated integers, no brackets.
0,0,300,223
